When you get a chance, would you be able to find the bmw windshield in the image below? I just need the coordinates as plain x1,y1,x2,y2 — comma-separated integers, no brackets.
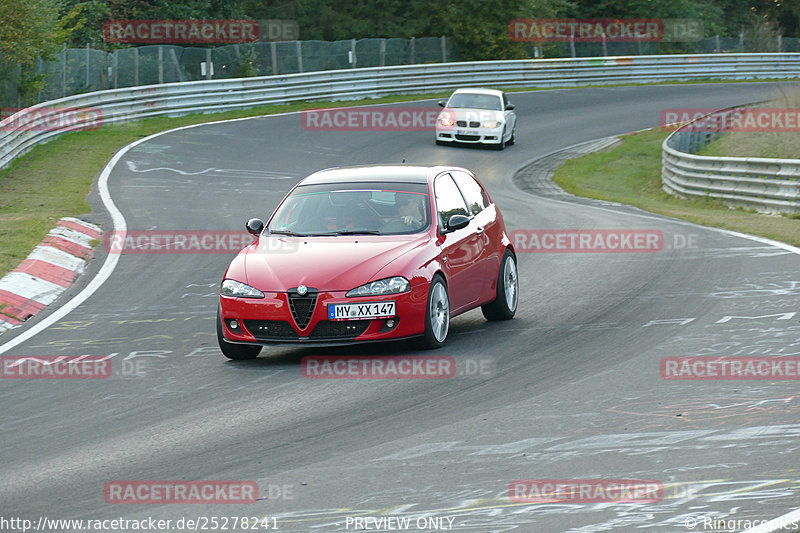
446,93,503,110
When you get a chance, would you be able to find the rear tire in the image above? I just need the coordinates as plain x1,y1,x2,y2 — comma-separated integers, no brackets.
419,275,449,349
217,308,261,360
482,250,518,321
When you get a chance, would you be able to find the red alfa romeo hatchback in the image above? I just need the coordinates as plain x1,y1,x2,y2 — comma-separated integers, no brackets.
217,165,518,359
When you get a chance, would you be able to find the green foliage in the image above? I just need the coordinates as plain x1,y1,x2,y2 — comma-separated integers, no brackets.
0,0,65,65
233,46,259,77
568,0,725,37
442,0,572,60
60,1,112,48
2,0,800,89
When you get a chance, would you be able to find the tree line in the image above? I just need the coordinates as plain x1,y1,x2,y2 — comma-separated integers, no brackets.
1,0,798,103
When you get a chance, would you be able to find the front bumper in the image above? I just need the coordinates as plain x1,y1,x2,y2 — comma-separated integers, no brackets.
219,283,430,346
436,126,504,145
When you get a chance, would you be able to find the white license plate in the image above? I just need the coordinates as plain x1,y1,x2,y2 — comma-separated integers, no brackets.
457,129,479,135
328,301,396,321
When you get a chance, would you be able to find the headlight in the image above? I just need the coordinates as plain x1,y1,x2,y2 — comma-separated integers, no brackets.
439,116,454,127
483,120,501,129
346,276,410,297
221,279,265,298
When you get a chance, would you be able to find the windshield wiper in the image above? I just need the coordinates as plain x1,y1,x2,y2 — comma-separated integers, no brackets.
271,229,382,236
332,229,382,235
308,229,382,236
269,229,306,236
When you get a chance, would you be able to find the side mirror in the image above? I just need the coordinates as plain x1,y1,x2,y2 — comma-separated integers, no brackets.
246,218,264,236
446,214,470,231
438,100,447,107
505,103,515,110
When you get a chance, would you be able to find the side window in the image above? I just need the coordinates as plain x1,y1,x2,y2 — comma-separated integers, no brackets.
451,172,488,215
434,174,470,226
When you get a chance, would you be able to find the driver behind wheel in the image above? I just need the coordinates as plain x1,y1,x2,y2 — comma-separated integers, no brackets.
398,194,425,228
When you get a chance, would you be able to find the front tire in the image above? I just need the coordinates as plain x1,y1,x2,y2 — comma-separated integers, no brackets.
482,250,518,321
493,128,506,150
217,308,261,360
419,275,449,349
507,127,516,146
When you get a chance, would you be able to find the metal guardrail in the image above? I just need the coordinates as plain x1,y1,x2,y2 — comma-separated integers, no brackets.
662,106,800,214
2,53,800,174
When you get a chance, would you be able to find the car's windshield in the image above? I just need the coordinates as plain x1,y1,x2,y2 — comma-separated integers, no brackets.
446,93,502,111
268,181,431,236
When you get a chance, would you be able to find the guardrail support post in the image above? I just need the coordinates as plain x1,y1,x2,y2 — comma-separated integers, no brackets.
270,42,277,75
159,46,164,83
441,36,447,62
351,39,356,68
37,57,43,102
133,48,139,86
380,39,386,66
296,41,303,73
61,43,67,98
410,37,415,64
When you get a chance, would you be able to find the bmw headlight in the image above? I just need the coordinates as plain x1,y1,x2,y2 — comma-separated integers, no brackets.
346,276,410,297
221,279,265,298
439,115,454,127
483,120,501,129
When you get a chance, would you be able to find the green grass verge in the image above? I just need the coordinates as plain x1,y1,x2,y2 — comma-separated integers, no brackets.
551,128,800,247
0,92,456,278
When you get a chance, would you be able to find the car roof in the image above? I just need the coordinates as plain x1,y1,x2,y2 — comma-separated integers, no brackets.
299,165,450,185
451,88,504,97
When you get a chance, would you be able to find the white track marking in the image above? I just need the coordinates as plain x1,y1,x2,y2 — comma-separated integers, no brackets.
125,160,294,178
125,161,218,175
